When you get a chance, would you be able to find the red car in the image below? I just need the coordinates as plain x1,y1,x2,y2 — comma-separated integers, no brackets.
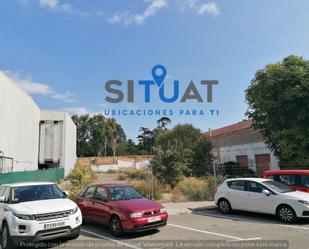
263,170,309,192
76,184,168,236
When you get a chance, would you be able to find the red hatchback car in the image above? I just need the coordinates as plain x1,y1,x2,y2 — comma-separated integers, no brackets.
263,170,309,192
76,184,168,236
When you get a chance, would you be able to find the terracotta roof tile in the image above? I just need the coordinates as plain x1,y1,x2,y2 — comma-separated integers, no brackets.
209,120,253,137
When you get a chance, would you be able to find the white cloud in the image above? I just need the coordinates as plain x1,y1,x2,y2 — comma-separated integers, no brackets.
52,91,75,103
4,70,75,103
197,2,219,16
109,0,167,25
4,71,53,95
19,0,219,26
65,107,90,115
177,1,220,16
39,0,73,13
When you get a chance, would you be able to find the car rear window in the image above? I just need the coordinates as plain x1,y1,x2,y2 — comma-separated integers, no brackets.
278,174,296,186
227,180,245,191
300,175,309,188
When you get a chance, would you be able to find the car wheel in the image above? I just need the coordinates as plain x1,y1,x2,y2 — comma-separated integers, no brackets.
110,216,123,236
218,198,232,214
1,223,15,249
69,229,80,240
277,205,297,223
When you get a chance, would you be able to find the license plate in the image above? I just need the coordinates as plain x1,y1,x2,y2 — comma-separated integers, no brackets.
147,216,161,223
44,221,65,230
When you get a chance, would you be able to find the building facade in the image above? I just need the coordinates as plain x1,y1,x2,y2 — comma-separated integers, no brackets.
0,71,76,183
209,120,279,176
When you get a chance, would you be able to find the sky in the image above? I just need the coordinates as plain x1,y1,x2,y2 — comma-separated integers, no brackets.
1,0,309,141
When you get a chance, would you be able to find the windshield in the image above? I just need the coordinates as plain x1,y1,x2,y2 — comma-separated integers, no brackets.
108,186,143,201
11,184,65,203
262,180,295,193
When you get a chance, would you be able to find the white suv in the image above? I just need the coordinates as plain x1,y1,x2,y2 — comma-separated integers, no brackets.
0,182,82,249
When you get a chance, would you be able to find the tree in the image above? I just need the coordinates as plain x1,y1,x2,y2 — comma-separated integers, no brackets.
151,145,192,188
245,55,309,167
154,124,201,150
117,139,138,156
137,127,154,154
72,114,126,157
191,135,213,176
157,117,171,130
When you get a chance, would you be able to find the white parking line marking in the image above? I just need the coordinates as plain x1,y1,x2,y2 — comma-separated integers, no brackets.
167,223,261,241
81,229,143,249
193,211,274,224
195,211,309,231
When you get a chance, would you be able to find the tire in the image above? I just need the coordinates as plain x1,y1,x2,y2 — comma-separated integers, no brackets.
1,223,15,249
110,216,123,236
218,198,232,214
69,231,80,240
277,205,297,223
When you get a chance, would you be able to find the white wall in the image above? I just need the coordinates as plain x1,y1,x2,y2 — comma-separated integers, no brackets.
40,111,77,176
220,142,279,171
0,72,40,172
63,112,77,176
91,160,150,173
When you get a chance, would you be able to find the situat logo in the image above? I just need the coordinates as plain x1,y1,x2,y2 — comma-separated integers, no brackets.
105,65,219,104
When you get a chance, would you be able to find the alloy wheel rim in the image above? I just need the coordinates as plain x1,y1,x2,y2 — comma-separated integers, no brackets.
2,226,7,248
219,201,229,213
279,208,294,222
112,219,120,232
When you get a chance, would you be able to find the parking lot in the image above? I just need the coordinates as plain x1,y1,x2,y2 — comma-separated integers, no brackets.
36,206,309,249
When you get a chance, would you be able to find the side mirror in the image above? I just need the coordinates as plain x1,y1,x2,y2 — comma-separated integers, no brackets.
63,191,69,197
262,189,270,196
0,196,6,203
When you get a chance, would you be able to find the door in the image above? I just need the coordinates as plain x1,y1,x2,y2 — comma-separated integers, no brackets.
225,180,246,210
92,187,110,225
255,154,270,177
236,155,248,167
79,186,96,221
244,181,276,214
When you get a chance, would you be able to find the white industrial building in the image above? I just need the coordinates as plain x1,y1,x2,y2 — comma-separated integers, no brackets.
209,120,279,176
0,71,76,183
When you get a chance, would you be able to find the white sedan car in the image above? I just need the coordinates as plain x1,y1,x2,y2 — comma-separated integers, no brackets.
214,178,309,223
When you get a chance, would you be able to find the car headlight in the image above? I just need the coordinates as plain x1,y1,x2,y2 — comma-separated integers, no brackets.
13,213,35,220
160,208,166,213
70,207,79,215
130,212,143,218
298,200,309,206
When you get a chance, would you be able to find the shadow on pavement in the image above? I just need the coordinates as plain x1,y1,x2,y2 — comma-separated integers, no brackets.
82,222,161,240
191,206,309,225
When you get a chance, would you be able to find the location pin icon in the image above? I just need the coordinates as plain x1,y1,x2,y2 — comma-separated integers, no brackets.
152,65,167,88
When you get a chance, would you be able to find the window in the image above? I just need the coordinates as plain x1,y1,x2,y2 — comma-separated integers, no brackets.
95,187,107,201
300,175,309,188
108,186,143,201
84,187,96,199
278,174,296,186
246,181,265,193
263,180,294,193
227,180,245,191
11,185,64,203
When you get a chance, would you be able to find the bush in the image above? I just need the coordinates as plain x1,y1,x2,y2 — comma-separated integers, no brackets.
130,179,163,200
172,176,219,202
118,168,150,181
66,164,93,201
